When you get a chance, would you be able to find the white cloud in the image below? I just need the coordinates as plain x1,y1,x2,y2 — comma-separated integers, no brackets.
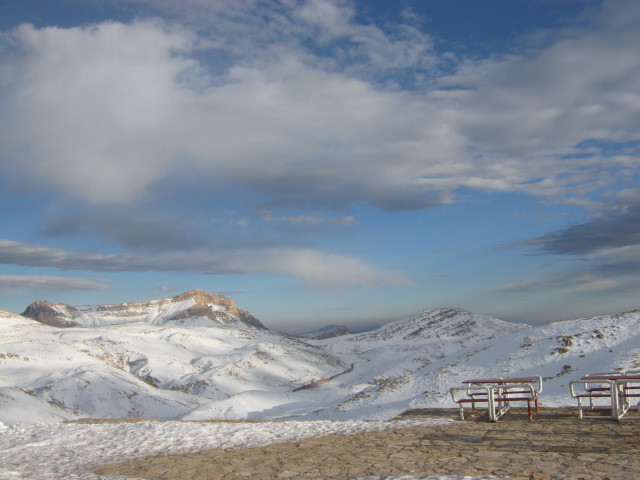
294,0,436,77
454,1,640,195
0,16,460,210
1,20,198,203
492,267,633,296
0,239,402,290
258,211,354,225
0,275,109,292
0,0,638,213
295,0,354,37
256,248,409,289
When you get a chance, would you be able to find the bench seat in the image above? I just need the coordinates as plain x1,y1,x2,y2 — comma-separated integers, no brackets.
452,393,534,421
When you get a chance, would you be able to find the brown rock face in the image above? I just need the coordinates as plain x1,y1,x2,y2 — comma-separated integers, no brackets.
168,290,266,329
174,290,238,310
21,300,81,328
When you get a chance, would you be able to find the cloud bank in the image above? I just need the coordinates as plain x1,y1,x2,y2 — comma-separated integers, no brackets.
1,1,637,211
0,0,639,298
0,239,404,290
498,193,640,295
0,275,109,292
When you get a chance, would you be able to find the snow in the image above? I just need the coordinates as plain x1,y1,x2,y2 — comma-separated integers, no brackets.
5,304,640,424
71,298,198,327
4,305,640,424
0,387,75,424
4,298,640,479
0,417,497,480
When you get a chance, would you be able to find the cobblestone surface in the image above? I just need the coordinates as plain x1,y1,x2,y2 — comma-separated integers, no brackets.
94,408,640,479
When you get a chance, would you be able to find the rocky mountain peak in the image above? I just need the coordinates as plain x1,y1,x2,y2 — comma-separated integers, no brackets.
168,290,265,329
355,307,529,344
174,289,238,310
21,300,81,328
21,290,266,330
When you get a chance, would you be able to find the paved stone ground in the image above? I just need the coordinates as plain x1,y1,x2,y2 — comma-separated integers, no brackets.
94,408,640,480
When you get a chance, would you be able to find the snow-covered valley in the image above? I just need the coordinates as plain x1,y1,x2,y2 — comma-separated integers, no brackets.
2,289,640,479
2,289,640,425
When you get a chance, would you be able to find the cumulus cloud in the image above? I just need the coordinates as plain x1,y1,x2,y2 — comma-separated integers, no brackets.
452,0,640,197
0,239,403,289
0,15,456,210
0,0,638,215
0,20,198,204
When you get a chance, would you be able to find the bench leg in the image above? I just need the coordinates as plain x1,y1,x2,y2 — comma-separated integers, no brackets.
577,397,583,419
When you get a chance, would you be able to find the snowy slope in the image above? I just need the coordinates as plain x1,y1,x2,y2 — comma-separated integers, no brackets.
297,309,640,420
0,300,346,425
2,292,640,425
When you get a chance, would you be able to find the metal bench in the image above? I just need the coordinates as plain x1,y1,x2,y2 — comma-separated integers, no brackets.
570,371,640,420
450,376,541,422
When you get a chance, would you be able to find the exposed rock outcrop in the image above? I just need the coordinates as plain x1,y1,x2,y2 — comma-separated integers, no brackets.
297,324,351,340
169,290,265,329
21,300,81,328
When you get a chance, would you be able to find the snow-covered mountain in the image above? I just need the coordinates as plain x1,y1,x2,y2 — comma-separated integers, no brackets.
1,291,345,424
21,289,265,329
303,308,640,420
2,290,640,425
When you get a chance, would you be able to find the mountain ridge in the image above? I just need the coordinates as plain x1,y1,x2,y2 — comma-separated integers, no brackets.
21,289,265,330
351,307,530,344
2,291,640,425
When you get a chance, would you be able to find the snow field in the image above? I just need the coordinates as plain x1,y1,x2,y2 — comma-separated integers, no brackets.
5,302,640,424
0,418,492,480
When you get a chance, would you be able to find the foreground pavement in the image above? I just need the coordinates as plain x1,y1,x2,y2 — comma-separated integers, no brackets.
94,408,640,480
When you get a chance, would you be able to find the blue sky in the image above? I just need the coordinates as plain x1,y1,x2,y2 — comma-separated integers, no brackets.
1,0,639,332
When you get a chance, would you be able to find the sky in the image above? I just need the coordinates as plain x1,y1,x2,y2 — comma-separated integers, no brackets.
0,0,639,333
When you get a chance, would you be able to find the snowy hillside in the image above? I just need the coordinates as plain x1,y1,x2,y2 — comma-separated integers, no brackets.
0,292,346,425
2,291,640,425
301,308,640,419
